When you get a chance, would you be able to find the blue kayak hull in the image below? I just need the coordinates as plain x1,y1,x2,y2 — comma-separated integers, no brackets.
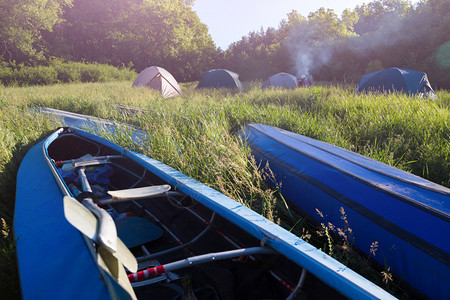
238,123,450,300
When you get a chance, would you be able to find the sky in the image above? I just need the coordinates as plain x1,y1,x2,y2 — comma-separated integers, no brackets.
192,0,419,50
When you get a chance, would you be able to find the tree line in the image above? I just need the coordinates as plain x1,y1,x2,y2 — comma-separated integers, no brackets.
225,0,450,89
1,0,449,88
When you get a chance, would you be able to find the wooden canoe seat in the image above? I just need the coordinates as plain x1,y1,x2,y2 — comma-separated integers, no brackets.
98,185,171,205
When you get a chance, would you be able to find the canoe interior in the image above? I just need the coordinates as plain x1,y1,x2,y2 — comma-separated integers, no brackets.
47,131,345,299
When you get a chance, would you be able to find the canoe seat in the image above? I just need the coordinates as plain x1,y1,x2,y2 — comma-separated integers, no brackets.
115,217,163,248
99,185,171,205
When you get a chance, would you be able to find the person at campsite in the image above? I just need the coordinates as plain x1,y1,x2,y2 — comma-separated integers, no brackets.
298,75,312,87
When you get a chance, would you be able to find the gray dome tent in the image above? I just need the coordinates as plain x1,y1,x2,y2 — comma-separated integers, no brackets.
132,66,181,98
196,69,244,90
358,67,436,98
262,73,298,89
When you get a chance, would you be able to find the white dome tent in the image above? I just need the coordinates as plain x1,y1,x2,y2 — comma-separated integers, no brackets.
132,66,182,98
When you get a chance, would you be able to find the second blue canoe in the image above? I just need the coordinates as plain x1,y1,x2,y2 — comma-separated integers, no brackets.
237,123,450,300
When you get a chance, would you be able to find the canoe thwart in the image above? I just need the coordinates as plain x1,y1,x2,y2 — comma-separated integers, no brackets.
128,247,275,283
55,154,123,171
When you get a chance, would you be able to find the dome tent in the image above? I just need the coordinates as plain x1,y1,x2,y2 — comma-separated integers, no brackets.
132,66,181,98
358,67,436,98
262,73,298,89
196,69,244,90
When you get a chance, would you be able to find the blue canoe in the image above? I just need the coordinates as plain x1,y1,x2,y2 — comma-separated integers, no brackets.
30,106,148,143
237,123,450,300
14,127,395,299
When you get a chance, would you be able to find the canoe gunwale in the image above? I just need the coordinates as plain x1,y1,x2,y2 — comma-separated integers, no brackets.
269,126,449,196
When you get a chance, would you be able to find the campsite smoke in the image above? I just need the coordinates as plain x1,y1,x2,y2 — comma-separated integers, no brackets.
285,5,437,79
285,26,333,79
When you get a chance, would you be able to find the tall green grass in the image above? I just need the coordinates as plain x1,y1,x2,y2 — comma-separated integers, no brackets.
0,61,136,87
1,81,448,298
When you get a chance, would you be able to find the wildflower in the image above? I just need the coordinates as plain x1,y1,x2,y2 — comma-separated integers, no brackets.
327,222,335,231
1,218,9,238
382,267,393,284
340,207,346,220
370,241,378,257
337,228,347,240
301,228,311,242
316,208,324,218
340,244,349,252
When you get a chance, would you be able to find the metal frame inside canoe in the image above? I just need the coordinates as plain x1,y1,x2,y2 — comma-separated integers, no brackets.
15,127,396,299
237,123,450,300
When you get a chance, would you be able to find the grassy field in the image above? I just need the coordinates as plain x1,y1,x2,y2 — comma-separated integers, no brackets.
1,81,449,298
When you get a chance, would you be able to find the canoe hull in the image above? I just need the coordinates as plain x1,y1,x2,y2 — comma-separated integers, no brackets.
15,127,396,299
238,123,450,300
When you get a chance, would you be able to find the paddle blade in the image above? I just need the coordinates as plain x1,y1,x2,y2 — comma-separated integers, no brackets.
63,196,137,273
98,246,138,300
64,196,96,239
115,238,138,273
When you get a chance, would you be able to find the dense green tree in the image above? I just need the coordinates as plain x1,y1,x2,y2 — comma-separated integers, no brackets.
341,9,359,33
225,27,290,80
278,10,307,36
425,0,450,88
117,0,219,81
44,0,218,81
224,10,308,80
353,0,412,35
307,8,356,42
0,0,72,62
